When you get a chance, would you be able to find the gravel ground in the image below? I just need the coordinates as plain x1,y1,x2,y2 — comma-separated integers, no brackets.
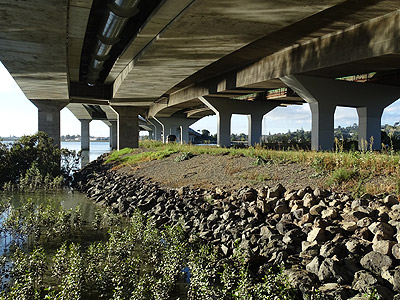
121,153,327,193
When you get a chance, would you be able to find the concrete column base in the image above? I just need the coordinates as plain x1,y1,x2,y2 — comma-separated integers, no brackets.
30,100,68,147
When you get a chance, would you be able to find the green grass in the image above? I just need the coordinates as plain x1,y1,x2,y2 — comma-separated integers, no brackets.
326,168,359,186
105,147,135,163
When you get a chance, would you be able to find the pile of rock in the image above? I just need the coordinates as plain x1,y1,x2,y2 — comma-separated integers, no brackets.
74,160,400,299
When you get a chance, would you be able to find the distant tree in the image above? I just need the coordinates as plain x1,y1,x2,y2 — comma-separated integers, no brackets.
201,129,210,137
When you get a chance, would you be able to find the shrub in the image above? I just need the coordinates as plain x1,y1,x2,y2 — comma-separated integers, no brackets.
0,132,81,190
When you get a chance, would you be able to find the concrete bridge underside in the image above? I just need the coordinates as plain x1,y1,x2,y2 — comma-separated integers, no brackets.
1,0,400,149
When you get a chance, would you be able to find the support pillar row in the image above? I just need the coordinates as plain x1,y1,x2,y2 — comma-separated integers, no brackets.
154,117,197,144
280,74,400,151
199,96,278,147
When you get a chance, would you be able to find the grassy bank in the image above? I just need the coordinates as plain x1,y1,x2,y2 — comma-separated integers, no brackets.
105,141,400,196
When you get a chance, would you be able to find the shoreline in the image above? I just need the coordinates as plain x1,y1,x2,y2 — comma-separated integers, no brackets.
73,154,400,299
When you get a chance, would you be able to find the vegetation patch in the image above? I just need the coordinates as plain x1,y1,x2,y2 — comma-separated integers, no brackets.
0,198,309,300
0,132,81,191
174,152,194,162
326,168,359,186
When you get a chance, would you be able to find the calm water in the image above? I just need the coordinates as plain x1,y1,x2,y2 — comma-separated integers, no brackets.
61,141,111,164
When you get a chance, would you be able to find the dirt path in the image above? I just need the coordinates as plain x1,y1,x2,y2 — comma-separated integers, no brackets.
120,153,327,193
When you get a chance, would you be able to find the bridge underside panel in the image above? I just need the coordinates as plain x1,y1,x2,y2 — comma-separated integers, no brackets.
112,0,346,100
0,0,69,100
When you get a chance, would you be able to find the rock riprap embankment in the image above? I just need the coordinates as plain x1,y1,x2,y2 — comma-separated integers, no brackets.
74,158,400,300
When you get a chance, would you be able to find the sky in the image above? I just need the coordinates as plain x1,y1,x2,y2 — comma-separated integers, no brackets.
1,61,400,137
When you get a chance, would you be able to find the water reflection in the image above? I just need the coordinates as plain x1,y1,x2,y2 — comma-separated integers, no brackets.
61,141,110,167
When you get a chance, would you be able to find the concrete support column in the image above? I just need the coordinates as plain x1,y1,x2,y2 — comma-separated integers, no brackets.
80,119,91,150
109,120,117,150
309,102,336,151
110,106,146,150
150,120,162,141
199,96,278,147
248,113,264,146
217,112,232,147
357,106,384,150
280,74,400,151
30,100,68,147
180,125,190,144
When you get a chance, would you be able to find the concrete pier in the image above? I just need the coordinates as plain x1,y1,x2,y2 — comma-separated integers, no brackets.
111,106,146,150
30,100,68,147
199,96,278,147
109,120,118,150
80,119,91,150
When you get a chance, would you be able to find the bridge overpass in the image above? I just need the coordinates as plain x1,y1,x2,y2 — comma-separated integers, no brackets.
1,0,400,150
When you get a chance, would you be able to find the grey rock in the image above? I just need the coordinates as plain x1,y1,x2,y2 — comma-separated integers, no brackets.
368,222,395,239
322,207,338,219
394,268,400,292
320,241,346,258
360,251,392,275
318,258,341,282
384,195,398,206
309,204,325,216
392,243,400,260
306,256,321,275
267,184,286,198
284,268,318,294
372,240,395,256
303,193,318,208
256,199,270,214
284,190,299,201
314,187,330,198
357,217,373,228
352,270,378,293
307,228,327,243
342,221,358,232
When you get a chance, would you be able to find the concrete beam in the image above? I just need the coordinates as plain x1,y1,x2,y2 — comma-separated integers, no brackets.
199,96,279,146
110,106,147,149
281,74,400,150
30,100,68,147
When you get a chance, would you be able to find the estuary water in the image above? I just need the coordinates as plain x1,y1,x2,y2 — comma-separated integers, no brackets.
61,141,111,165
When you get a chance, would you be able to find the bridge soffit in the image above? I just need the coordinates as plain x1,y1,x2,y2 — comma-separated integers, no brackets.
168,10,400,106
